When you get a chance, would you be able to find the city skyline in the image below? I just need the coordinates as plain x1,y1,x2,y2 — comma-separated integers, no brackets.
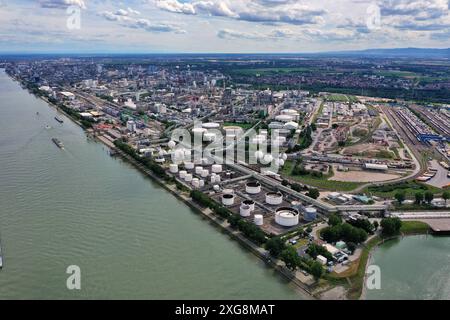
1,0,450,53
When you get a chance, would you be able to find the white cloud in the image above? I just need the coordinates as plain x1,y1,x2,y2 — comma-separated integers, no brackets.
155,0,326,25
99,8,185,34
39,0,87,9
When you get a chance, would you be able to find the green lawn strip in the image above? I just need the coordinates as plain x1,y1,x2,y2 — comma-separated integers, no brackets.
400,221,430,234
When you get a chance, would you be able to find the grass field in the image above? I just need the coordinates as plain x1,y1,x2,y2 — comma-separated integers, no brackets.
400,221,430,234
281,160,363,191
364,181,443,198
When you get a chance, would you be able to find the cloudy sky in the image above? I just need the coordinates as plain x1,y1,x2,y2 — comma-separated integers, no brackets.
0,0,449,53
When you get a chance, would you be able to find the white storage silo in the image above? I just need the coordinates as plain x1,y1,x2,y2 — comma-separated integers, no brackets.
199,179,205,188
179,170,187,179
265,192,283,205
303,207,318,222
246,181,261,194
201,169,209,178
242,199,255,211
275,207,299,227
169,164,179,174
211,164,223,173
240,204,251,217
184,162,194,170
192,178,200,188
195,166,203,175
223,189,233,195
222,194,235,206
254,215,264,226
185,174,193,182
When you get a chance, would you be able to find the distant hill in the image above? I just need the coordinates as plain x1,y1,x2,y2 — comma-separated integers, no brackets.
318,48,450,59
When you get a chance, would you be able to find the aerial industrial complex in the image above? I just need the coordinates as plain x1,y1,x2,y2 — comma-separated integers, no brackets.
4,55,450,299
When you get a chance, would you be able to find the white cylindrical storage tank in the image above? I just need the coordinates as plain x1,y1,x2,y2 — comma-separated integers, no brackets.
169,164,179,174
199,179,205,188
211,164,223,173
201,169,209,178
192,178,200,188
275,207,299,227
195,166,203,175
184,174,193,182
179,170,187,179
216,175,221,183
154,157,165,163
210,174,217,183
246,181,261,194
266,192,283,205
222,194,235,206
184,162,194,170
223,189,233,195
242,199,255,211
213,185,220,192
193,158,203,165
254,214,264,226
240,204,251,217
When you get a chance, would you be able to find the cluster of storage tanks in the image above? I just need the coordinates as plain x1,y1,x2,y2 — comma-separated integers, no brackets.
220,179,319,228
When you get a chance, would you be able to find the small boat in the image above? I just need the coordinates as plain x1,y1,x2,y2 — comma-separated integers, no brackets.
52,138,64,149
45,125,51,130
55,116,64,124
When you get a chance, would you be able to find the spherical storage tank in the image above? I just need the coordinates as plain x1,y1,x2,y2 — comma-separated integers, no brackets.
303,207,318,222
246,181,261,194
275,207,299,227
254,215,264,226
222,193,235,206
265,192,283,205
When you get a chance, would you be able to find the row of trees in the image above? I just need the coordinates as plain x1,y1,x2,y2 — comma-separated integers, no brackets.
395,190,450,206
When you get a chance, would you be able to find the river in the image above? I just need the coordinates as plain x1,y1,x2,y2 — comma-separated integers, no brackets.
0,69,303,299
365,235,450,300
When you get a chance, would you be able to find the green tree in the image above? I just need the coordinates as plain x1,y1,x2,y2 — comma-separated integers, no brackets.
280,247,300,271
443,191,450,205
310,261,324,280
380,217,402,237
395,191,406,205
347,242,357,254
328,214,342,227
307,188,320,200
373,220,379,231
265,237,286,258
415,192,424,204
424,191,434,204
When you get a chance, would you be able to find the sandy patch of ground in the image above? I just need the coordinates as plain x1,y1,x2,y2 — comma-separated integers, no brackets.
319,286,348,300
331,169,400,183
